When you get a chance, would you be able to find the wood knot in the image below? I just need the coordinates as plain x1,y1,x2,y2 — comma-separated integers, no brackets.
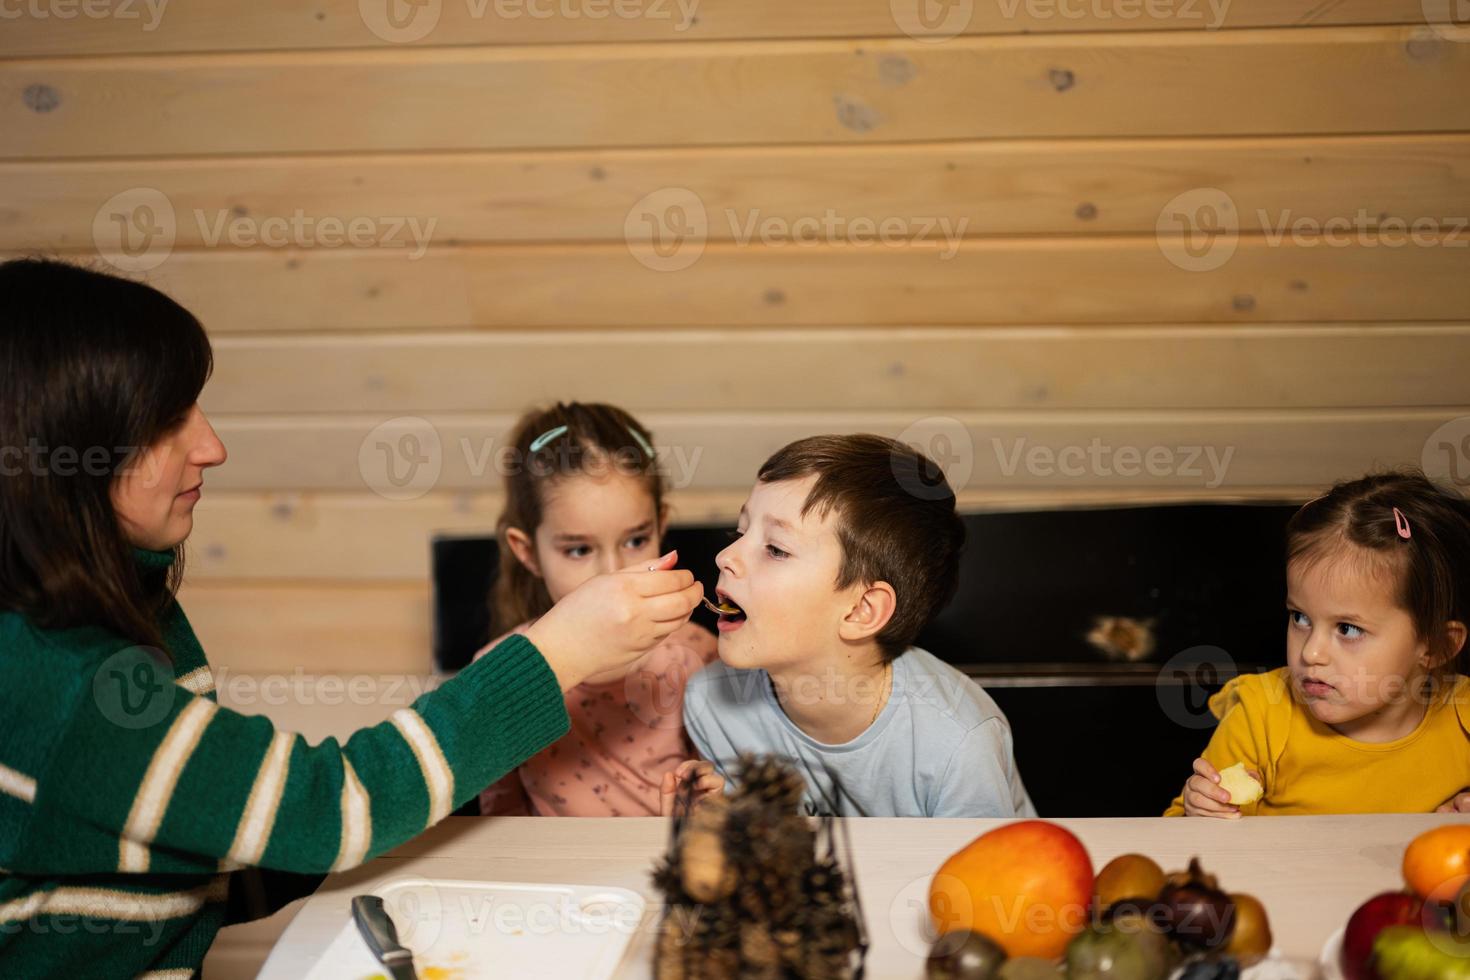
23,84,60,114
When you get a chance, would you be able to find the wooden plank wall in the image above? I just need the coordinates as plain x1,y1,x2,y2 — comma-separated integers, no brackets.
4,1,1470,674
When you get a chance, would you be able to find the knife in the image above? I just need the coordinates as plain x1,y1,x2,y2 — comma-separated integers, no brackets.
351,894,419,980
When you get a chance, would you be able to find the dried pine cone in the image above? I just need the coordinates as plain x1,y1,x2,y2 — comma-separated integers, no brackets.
679,795,735,903
737,921,781,978
792,859,862,978
732,755,806,811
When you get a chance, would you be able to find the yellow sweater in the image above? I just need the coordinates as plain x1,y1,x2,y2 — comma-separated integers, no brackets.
1164,668,1470,816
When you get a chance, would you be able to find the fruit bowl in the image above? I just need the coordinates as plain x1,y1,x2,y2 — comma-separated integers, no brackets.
1317,928,1345,980
1168,946,1317,980
1239,948,1320,980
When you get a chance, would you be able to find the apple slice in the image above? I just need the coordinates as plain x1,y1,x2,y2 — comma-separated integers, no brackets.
1218,763,1264,805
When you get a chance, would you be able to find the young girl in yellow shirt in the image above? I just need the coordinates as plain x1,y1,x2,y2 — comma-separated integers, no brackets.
1167,470,1470,817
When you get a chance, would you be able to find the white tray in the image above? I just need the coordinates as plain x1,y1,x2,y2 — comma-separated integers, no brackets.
301,877,646,980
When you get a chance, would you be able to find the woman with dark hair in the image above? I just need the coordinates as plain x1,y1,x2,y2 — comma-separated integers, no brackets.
0,258,703,976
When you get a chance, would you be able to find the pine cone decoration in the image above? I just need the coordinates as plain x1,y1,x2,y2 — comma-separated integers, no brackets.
738,921,781,978
793,859,862,979
650,756,864,980
732,755,806,812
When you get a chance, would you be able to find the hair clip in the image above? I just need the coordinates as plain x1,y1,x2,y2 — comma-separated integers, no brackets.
528,424,568,453
530,422,654,458
626,425,655,459
1393,506,1412,540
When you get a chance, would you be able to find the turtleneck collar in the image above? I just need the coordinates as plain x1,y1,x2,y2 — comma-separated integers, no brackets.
132,547,177,572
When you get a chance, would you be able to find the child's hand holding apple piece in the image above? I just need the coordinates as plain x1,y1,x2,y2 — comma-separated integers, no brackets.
1182,757,1264,818
660,760,725,816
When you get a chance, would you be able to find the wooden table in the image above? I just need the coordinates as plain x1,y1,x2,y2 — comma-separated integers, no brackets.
259,813,1453,979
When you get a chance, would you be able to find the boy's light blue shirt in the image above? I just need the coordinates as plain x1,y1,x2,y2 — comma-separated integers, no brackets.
682,646,1037,818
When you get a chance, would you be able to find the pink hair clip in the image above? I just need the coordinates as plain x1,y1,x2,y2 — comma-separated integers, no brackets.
1392,507,1412,540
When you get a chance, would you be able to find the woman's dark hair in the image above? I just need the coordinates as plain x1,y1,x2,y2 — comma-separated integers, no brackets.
492,402,665,632
0,258,213,651
1286,469,1470,677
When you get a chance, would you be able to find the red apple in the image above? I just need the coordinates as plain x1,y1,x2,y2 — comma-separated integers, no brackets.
1340,892,1437,980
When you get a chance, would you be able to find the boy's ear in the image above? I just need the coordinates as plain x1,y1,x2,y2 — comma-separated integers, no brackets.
838,580,898,644
504,527,541,578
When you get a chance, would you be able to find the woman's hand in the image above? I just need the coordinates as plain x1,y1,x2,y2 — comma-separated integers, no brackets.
524,550,702,691
659,760,725,817
1181,757,1259,819
1436,789,1470,813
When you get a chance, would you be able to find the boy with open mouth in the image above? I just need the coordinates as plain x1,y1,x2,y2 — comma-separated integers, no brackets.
676,434,1035,818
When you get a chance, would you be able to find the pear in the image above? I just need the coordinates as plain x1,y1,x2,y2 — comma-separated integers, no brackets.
1372,925,1470,980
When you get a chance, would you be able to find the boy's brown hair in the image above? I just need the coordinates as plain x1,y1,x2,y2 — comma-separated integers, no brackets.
757,433,966,663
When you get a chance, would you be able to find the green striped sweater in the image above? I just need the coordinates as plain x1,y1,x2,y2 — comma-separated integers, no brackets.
0,549,570,978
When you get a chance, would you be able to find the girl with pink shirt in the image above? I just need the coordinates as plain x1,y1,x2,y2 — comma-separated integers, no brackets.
476,402,722,817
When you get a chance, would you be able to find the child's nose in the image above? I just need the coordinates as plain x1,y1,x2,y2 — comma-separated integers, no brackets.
715,543,739,576
1302,633,1331,664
